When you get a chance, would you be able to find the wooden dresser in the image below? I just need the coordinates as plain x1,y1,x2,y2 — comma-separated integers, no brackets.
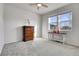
23,26,34,42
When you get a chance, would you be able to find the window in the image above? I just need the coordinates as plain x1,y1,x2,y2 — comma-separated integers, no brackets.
58,12,72,31
48,12,72,31
48,16,57,31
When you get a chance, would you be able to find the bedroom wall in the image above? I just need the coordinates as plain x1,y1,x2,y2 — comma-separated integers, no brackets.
0,4,4,54
4,4,42,44
42,4,79,46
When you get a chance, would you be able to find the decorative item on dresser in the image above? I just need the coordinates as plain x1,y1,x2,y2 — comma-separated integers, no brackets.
22,26,34,42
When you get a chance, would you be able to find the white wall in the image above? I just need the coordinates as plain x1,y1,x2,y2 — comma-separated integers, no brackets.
4,4,42,44
0,4,4,54
42,4,79,46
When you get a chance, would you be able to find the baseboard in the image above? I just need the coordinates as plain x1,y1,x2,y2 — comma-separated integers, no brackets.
64,42,79,48
5,40,22,44
0,43,4,55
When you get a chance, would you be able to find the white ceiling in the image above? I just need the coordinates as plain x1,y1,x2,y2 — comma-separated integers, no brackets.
8,3,69,15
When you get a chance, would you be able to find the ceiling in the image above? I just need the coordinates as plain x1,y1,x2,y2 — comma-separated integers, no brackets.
8,3,70,15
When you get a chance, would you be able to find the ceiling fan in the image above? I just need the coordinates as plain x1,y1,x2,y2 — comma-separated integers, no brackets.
30,3,48,10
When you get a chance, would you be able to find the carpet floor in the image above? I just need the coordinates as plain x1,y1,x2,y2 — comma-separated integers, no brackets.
1,38,79,56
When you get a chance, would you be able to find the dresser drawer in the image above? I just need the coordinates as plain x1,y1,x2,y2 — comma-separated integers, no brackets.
25,34,33,37
25,28,34,31
25,31,34,34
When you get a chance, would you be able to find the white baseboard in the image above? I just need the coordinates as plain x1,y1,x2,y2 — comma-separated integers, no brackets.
0,42,4,55
5,40,22,44
64,42,79,48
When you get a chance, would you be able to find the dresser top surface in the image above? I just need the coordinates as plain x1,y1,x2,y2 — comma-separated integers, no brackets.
23,26,34,27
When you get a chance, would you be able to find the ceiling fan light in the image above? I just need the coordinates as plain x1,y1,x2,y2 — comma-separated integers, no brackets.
37,4,42,7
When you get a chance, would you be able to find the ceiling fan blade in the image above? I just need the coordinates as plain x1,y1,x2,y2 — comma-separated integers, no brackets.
30,3,37,7
42,4,48,8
